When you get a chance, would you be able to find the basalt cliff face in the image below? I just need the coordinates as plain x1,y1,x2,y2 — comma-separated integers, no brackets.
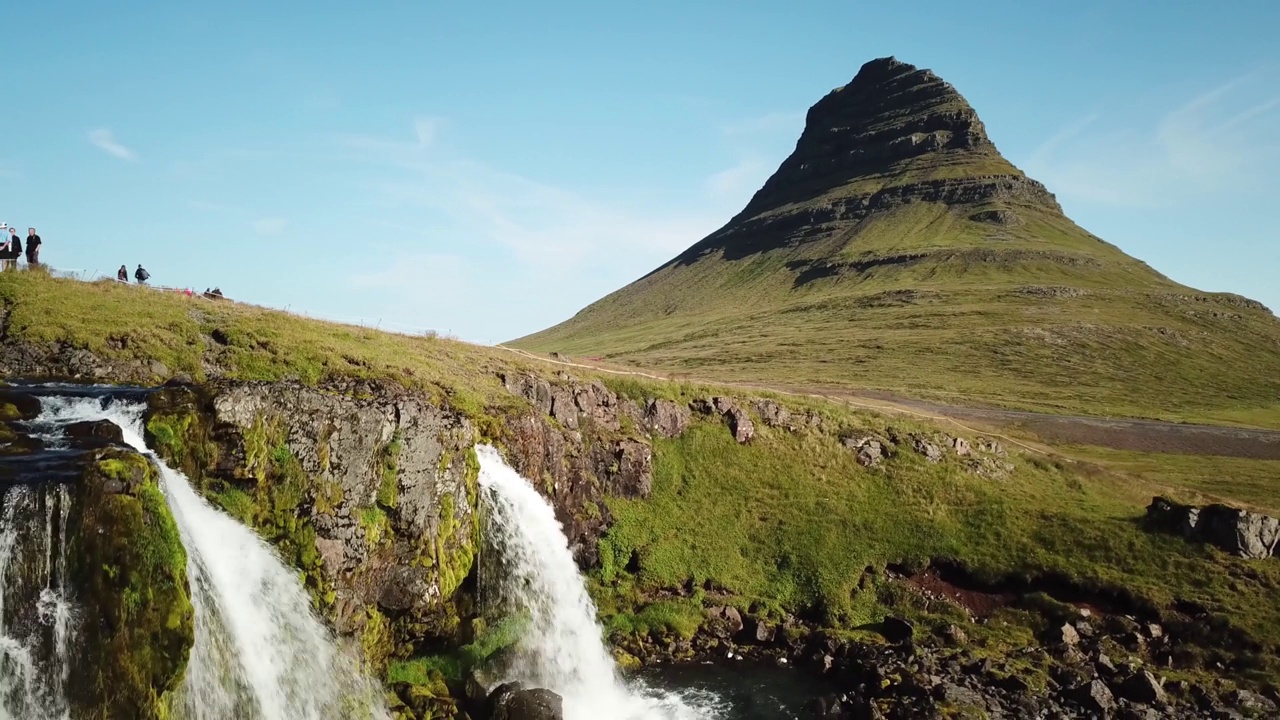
515,57,1280,425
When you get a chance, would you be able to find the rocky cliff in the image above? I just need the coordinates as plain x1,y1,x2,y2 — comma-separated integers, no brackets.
677,56,1062,265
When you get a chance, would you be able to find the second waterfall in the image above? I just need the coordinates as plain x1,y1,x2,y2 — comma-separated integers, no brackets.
475,445,720,720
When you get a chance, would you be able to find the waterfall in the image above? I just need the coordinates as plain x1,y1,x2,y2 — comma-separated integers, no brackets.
476,444,722,720
33,396,389,720
0,418,76,720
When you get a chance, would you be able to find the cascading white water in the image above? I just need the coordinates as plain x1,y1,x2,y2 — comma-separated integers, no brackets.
0,459,75,720
476,444,723,720
37,397,390,720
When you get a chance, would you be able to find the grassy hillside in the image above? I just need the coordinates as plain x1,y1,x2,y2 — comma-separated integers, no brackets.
513,59,1280,429
587,385,1280,686
4,270,1279,688
514,200,1280,427
0,271,530,412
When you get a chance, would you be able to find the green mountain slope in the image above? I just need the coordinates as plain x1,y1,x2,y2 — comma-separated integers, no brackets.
514,57,1280,427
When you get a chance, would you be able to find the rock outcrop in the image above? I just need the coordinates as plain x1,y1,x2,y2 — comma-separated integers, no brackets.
1145,496,1280,559
662,55,1063,267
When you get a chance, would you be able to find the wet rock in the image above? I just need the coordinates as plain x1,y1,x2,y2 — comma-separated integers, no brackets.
1145,496,1280,559
485,682,564,720
643,398,690,438
64,420,125,448
0,391,42,421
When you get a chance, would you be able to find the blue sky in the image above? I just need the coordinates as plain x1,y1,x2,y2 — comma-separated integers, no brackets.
2,1,1277,344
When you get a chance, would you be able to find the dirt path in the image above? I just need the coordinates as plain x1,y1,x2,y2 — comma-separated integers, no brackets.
494,346,1280,461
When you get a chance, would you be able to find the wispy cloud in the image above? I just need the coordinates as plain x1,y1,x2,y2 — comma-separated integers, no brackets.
331,108,800,340
705,157,771,199
251,217,289,236
1026,70,1280,208
88,128,138,161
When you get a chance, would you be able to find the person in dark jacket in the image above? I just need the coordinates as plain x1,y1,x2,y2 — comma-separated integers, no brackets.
117,265,128,282
24,228,40,266
134,264,150,284
5,228,21,270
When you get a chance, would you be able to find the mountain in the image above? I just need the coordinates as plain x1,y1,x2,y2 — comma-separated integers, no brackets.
513,57,1280,427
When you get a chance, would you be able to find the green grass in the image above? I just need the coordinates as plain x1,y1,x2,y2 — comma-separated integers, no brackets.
514,195,1280,429
1061,445,1280,515
593,416,1280,682
0,271,536,412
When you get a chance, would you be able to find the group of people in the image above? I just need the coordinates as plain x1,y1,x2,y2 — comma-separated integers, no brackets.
0,223,42,270
117,264,150,284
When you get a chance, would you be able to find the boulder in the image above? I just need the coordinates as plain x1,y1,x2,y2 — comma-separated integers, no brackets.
643,399,690,438
0,390,43,421
705,606,745,639
485,682,564,720
741,617,776,644
1046,622,1080,647
950,437,971,457
1225,689,1276,716
1116,670,1166,706
1145,496,1280,559
910,435,944,463
842,435,887,467
752,399,795,430
880,617,914,644
1070,679,1116,716
726,407,755,444
64,420,126,448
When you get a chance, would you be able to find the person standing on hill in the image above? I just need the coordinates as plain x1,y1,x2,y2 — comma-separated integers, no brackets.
117,265,128,282
5,228,20,270
134,264,150,284
24,228,41,266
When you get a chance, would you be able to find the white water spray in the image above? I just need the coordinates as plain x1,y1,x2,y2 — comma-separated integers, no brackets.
476,444,722,720
0,459,75,719
38,397,389,720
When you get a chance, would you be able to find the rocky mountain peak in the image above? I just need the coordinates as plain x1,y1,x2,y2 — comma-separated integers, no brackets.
682,57,1061,263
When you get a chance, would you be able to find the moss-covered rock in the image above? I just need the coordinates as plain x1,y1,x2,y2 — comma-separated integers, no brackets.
66,447,195,720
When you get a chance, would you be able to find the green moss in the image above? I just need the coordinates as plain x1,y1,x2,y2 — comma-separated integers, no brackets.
388,614,527,685
0,402,22,421
360,507,390,546
377,432,402,509
71,450,195,719
361,607,393,676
